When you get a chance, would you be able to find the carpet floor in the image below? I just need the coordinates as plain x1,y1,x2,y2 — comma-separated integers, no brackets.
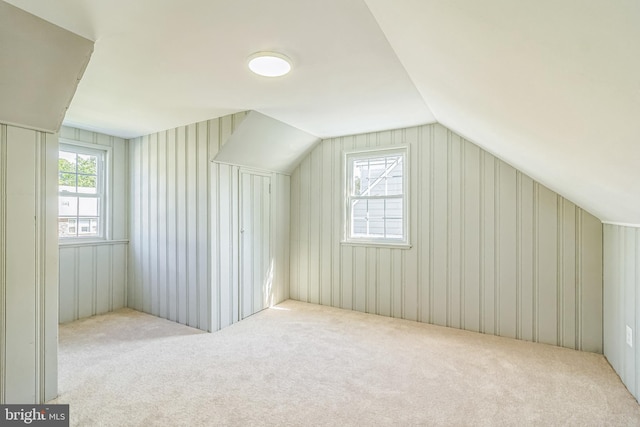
51,300,640,426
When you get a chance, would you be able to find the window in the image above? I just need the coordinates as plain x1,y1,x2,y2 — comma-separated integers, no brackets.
58,142,106,239
344,146,409,246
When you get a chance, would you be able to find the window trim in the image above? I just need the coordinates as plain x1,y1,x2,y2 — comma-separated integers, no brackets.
58,139,111,242
342,145,410,248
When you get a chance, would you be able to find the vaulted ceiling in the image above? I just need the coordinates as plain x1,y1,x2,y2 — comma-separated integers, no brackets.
4,0,640,225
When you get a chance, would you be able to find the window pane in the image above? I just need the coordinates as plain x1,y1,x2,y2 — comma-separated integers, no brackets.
59,151,76,172
352,199,368,236
347,149,407,243
59,173,76,190
385,198,403,218
352,160,365,196
77,217,99,236
385,219,403,238
387,161,403,195
353,218,367,235
368,218,385,237
59,146,104,239
59,196,78,217
351,154,403,197
351,200,368,219
367,199,384,220
78,197,98,216
368,199,385,237
78,175,97,194
353,157,380,196
350,199,392,239
77,154,97,175
58,218,76,238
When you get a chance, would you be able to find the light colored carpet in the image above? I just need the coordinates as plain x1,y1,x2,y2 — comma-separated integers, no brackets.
51,300,640,426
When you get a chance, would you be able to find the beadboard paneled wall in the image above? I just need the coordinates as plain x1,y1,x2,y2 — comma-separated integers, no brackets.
58,126,128,323
604,224,640,400
0,124,58,403
290,123,603,352
128,120,214,329
58,242,127,323
129,112,289,332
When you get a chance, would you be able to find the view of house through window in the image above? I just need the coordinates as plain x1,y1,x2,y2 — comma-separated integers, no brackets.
58,144,104,238
345,147,408,245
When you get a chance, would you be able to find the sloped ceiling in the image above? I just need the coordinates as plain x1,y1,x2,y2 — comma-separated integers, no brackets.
0,1,92,132
3,0,639,225
3,0,434,140
365,0,640,225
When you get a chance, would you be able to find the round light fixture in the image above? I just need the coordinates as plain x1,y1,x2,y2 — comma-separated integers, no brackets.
248,52,291,77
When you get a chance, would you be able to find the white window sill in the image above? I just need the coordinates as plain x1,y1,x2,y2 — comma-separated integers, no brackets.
341,240,412,250
59,239,129,248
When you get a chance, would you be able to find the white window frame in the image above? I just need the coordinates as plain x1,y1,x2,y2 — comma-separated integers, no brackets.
343,145,410,248
58,139,111,242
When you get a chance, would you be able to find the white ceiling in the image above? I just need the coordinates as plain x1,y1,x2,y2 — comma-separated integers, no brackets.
4,0,640,225
3,0,434,140
365,0,640,225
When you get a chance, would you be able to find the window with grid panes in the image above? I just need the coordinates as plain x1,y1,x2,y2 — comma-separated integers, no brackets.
58,143,105,239
344,147,408,246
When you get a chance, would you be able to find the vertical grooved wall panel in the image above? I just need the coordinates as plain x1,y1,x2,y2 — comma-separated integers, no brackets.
604,224,640,401
290,123,603,352
130,121,213,330
1,123,58,403
129,113,289,332
58,243,128,323
57,126,128,324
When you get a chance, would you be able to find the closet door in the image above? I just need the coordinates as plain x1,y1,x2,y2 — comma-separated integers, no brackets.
239,170,271,320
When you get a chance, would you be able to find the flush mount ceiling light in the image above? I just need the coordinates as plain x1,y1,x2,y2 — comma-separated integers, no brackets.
248,52,291,77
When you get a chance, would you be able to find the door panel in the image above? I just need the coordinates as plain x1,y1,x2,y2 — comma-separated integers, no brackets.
240,171,271,320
